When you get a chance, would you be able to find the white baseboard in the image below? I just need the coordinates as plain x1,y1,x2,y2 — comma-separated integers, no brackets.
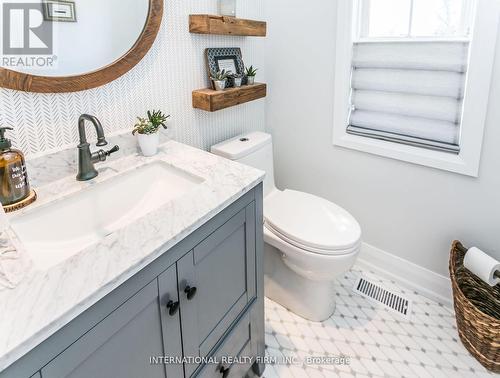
357,242,453,307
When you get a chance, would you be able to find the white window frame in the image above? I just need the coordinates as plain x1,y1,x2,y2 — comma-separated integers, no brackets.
332,0,500,177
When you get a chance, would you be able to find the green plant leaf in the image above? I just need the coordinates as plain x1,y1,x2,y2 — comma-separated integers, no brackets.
133,111,170,135
245,65,258,77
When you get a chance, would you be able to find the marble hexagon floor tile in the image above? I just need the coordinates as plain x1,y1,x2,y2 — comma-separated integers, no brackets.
262,266,495,378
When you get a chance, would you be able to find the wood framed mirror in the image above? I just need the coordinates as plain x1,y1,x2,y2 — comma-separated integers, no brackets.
0,0,163,93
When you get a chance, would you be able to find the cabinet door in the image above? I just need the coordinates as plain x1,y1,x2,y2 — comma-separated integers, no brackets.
41,280,167,378
158,265,184,378
178,205,256,377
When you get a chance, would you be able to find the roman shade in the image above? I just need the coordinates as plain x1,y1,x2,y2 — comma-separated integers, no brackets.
347,41,470,153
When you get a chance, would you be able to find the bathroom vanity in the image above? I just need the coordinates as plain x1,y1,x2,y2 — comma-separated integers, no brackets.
0,141,266,378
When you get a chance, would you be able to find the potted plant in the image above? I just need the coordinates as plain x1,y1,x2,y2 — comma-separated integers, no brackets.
211,69,231,91
245,66,258,85
132,110,170,157
232,73,243,87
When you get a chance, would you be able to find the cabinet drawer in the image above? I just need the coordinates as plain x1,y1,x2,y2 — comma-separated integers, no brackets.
179,204,256,376
41,280,166,378
196,313,253,378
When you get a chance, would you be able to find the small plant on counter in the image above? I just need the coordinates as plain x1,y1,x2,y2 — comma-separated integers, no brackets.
245,66,258,85
132,110,170,135
132,110,170,157
211,69,231,91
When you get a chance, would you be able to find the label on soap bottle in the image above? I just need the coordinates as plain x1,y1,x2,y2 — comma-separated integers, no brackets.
0,156,30,206
11,165,28,190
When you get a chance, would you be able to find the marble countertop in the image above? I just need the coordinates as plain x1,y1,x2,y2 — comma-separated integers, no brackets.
0,140,264,371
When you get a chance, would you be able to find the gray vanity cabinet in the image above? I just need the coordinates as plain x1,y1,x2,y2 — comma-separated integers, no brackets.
1,184,264,378
40,279,169,378
179,206,257,377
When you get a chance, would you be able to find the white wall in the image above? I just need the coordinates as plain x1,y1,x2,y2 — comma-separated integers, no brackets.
0,0,266,158
265,0,500,277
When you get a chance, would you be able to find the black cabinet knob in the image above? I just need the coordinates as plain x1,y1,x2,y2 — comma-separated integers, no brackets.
166,300,179,316
184,285,197,300
220,366,230,378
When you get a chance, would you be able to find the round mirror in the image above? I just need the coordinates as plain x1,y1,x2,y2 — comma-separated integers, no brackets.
0,0,163,92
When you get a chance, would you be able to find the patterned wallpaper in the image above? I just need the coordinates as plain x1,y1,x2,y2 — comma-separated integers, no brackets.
0,0,266,158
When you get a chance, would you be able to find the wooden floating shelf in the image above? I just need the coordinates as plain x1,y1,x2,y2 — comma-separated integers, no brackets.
193,83,267,112
189,14,266,37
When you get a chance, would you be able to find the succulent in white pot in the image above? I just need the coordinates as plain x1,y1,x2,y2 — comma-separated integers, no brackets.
245,66,258,85
211,69,231,91
132,110,170,157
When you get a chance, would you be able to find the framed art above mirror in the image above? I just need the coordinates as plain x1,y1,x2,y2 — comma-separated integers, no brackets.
0,0,163,93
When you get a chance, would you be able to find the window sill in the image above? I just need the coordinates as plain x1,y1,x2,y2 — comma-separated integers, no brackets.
332,132,479,177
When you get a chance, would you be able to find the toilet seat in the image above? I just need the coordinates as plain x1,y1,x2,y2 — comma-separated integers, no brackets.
264,190,361,255
264,222,360,256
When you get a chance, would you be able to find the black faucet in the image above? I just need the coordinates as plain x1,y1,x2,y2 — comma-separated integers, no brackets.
76,114,119,181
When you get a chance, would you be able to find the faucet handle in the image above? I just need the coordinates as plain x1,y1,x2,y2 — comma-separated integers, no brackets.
91,145,120,164
105,145,120,157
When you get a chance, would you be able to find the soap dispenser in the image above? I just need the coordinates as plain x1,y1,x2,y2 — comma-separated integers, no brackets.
0,127,31,206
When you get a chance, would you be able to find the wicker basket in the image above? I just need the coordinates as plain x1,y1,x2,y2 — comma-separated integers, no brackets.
449,241,500,372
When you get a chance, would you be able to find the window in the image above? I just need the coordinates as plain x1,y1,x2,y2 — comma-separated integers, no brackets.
359,0,473,39
332,0,500,176
350,1,473,154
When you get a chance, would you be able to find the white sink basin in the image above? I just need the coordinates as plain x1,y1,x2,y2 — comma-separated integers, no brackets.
10,161,204,270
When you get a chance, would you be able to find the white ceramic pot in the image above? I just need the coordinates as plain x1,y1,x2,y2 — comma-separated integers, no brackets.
213,80,226,91
137,133,159,157
246,76,255,85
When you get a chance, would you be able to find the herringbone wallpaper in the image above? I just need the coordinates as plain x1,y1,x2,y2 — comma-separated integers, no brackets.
0,0,266,158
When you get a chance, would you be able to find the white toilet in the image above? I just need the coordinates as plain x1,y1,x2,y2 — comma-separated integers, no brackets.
211,132,361,321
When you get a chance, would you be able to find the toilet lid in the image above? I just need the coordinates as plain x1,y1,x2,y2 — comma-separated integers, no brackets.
264,190,361,253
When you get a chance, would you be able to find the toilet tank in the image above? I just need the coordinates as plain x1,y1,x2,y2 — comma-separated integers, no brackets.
211,132,276,196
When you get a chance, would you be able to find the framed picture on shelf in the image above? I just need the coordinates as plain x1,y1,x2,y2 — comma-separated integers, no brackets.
215,56,238,75
205,47,246,89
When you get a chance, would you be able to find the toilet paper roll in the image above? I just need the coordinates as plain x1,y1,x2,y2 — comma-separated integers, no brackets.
463,247,500,287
